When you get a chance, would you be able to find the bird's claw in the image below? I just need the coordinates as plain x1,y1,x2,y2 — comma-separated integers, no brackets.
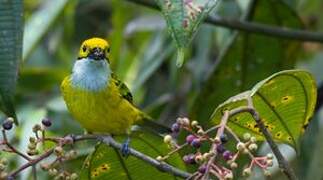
121,138,130,157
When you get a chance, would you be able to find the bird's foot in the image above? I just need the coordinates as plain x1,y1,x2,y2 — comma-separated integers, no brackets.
121,138,130,157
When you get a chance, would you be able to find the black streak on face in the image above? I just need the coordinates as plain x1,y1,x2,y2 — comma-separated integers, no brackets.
89,47,105,60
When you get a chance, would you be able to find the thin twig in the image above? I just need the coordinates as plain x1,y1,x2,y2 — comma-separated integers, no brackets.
8,149,54,178
126,0,323,43
202,111,229,180
2,129,31,161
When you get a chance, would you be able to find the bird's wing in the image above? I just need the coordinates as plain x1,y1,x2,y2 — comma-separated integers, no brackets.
111,73,171,135
111,73,133,104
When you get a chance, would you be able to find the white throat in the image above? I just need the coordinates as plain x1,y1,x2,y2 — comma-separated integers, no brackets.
71,58,111,91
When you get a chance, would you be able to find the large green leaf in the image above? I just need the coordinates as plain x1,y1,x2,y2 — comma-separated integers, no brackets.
155,0,220,67
0,0,23,123
210,70,317,148
80,131,186,179
190,0,303,124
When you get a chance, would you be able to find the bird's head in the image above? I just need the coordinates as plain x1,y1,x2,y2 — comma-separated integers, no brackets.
78,37,110,62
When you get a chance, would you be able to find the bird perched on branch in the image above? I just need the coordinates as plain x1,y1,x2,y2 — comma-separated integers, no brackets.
61,37,169,155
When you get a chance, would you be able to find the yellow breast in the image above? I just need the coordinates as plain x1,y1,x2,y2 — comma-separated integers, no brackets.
61,76,141,135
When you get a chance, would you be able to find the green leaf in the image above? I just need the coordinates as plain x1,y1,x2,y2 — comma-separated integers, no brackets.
80,131,186,179
23,0,69,60
190,0,303,123
210,70,317,148
18,67,68,92
0,0,23,124
155,0,220,67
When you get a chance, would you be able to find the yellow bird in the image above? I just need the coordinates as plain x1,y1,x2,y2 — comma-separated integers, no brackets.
61,37,169,154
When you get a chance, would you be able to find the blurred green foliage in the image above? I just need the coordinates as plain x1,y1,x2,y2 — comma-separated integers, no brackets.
1,0,323,179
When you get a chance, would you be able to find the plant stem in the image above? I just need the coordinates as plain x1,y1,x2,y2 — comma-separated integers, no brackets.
126,0,323,43
2,129,31,161
246,97,298,180
202,111,229,180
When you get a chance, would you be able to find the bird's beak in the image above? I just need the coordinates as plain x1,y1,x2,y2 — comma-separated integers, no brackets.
89,47,105,60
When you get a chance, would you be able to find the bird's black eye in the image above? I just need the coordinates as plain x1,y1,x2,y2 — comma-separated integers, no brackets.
82,46,87,52
107,47,110,53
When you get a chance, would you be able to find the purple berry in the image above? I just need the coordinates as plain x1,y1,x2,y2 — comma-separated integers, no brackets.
191,138,201,148
41,118,52,127
171,123,180,133
198,165,207,174
220,134,228,143
223,150,233,161
183,154,196,164
186,135,196,144
216,144,226,153
2,119,13,130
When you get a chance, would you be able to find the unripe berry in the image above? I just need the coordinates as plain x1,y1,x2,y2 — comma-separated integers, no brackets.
230,162,238,169
28,143,37,150
266,153,273,160
48,168,58,176
0,164,5,171
243,168,251,176
54,146,64,156
243,133,251,141
224,172,233,179
197,129,205,135
248,143,258,151
222,150,233,161
194,154,204,163
156,156,163,161
181,118,190,126
27,149,39,156
264,170,271,177
171,123,180,133
32,124,42,132
250,136,257,143
191,138,201,148
202,153,212,160
41,118,52,127
40,163,50,171
0,159,8,166
163,135,172,144
70,173,78,180
236,142,246,151
267,160,273,167
185,134,196,144
214,137,221,144
2,118,14,130
29,137,36,143
191,121,198,127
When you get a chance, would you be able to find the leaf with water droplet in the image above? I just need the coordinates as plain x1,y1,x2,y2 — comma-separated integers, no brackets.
155,0,220,67
210,70,317,149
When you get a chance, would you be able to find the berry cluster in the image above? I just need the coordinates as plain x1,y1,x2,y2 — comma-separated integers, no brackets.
0,117,79,179
158,117,274,179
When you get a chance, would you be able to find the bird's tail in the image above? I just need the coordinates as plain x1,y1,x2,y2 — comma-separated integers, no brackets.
136,113,171,135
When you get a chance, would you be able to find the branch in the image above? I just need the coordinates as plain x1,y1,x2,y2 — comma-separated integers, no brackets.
126,0,323,43
246,98,298,180
74,135,192,179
